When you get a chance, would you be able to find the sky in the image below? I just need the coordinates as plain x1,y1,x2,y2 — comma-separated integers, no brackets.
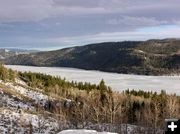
0,0,180,50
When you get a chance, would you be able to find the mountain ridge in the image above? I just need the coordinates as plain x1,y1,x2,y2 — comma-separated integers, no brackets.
4,39,180,75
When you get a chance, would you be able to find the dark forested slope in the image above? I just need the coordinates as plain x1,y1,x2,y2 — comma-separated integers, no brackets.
4,39,180,75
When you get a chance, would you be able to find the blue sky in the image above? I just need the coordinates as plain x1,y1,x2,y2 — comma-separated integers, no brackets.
0,0,180,50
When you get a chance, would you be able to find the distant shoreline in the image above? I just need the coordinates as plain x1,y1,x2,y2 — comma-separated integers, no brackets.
5,64,180,77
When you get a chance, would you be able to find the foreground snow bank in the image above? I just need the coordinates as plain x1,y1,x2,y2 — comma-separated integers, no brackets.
0,109,59,133
2,81,49,106
58,129,118,134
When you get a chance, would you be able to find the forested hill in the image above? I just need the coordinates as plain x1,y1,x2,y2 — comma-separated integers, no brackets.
4,39,180,75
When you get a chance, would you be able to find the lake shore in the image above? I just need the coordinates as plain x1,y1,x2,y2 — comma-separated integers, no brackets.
5,65,180,95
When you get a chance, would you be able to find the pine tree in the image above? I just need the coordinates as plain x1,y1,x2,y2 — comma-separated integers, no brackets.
99,79,107,92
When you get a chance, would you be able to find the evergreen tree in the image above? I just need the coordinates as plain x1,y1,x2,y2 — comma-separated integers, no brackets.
98,79,107,92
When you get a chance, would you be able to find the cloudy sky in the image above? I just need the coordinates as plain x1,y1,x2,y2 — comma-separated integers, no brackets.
0,0,180,50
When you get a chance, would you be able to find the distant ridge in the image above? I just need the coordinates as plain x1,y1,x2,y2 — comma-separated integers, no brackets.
4,39,180,75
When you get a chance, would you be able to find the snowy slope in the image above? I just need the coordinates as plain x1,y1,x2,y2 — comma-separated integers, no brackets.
0,77,165,134
0,108,59,134
0,79,60,134
58,129,118,134
0,79,119,134
1,80,50,106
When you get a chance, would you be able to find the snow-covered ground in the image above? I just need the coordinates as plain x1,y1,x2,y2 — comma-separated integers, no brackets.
2,81,49,106
0,92,34,110
6,65,180,95
0,86,59,134
0,108,59,134
0,80,164,134
58,129,117,134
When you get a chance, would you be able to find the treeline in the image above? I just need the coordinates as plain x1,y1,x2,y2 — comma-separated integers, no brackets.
18,71,111,96
125,89,159,98
62,89,180,131
0,65,180,131
19,70,179,130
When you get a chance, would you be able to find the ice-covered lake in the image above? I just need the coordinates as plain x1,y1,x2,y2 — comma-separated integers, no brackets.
6,65,180,95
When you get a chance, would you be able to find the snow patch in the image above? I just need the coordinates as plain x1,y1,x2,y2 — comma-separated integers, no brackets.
0,109,59,133
3,82,48,106
58,129,118,134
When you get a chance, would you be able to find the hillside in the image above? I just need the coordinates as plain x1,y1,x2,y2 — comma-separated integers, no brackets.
0,65,179,133
4,39,180,75
0,65,117,133
0,48,38,60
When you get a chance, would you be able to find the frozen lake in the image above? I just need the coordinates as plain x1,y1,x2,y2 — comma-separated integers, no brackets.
6,65,180,95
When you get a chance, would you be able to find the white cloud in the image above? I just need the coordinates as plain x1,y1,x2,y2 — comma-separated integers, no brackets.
59,26,180,42
27,25,180,45
1,24,180,50
0,0,179,22
0,0,180,50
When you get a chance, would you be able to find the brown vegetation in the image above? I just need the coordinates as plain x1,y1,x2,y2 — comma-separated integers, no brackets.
0,65,179,133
